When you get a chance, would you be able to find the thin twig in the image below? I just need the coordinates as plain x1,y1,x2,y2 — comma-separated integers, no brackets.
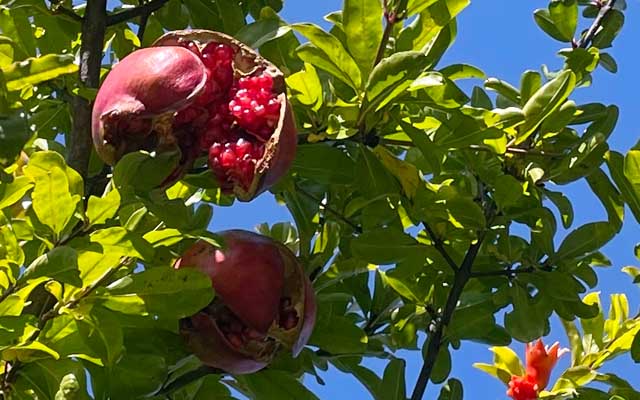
578,0,617,48
106,0,171,26
422,223,459,273
410,232,487,400
295,184,363,234
50,1,83,22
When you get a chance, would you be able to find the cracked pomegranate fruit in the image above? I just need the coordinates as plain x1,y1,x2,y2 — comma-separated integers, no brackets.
91,30,297,200
174,230,316,374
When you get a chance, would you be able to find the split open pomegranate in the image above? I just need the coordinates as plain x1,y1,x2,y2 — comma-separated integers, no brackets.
174,230,316,374
91,30,297,200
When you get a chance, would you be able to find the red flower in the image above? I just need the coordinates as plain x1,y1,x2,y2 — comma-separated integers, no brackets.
506,339,568,400
525,339,567,391
507,375,538,400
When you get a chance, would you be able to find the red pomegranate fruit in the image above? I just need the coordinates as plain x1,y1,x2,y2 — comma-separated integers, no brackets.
91,30,297,200
175,230,316,374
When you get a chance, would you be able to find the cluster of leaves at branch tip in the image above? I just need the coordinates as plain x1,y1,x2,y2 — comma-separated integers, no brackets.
0,0,639,399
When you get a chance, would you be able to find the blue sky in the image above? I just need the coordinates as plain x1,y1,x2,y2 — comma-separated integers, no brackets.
209,1,640,399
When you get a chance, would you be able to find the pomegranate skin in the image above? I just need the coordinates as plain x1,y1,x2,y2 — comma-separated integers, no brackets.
175,230,316,374
92,46,207,165
91,29,298,200
153,30,298,201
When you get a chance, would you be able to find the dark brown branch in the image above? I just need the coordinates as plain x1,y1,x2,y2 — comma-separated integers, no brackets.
136,0,151,43
578,0,617,48
106,0,171,26
295,183,363,234
67,0,107,180
410,231,487,400
422,223,458,273
50,1,83,22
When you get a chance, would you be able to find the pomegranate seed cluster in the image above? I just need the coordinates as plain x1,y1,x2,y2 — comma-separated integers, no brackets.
92,30,297,200
173,40,281,193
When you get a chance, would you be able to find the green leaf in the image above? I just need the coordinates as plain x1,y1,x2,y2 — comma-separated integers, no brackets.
22,246,81,287
235,18,282,49
0,176,33,210
549,0,578,41
0,278,48,316
545,190,574,228
430,345,452,384
599,52,618,73
286,63,323,110
1,54,77,91
293,23,362,90
484,78,520,104
355,145,399,197
380,359,406,400
23,151,81,238
113,151,180,193
440,63,485,81
397,0,469,52
552,222,616,262
88,227,154,260
291,144,354,184
98,267,214,318
586,169,623,232
0,114,30,167
342,0,383,77
108,354,166,398
242,369,320,400
364,51,431,113
398,119,442,175
310,314,367,354
631,332,640,363
591,10,624,49
437,378,463,400
534,8,570,42
86,188,121,227
606,151,640,224
520,70,542,104
492,346,525,377
517,70,576,143
351,227,428,265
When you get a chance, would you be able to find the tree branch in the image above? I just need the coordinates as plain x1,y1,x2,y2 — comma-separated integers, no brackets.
422,223,458,273
50,1,83,23
410,231,487,400
295,183,363,234
106,0,171,26
578,0,617,48
67,0,107,180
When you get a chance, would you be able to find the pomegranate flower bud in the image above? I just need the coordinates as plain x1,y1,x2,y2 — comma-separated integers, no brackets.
525,339,568,391
507,376,538,400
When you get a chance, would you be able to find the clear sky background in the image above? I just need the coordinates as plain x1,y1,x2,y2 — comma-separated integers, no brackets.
208,1,640,399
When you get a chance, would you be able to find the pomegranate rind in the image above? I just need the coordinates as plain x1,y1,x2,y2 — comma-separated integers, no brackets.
175,230,316,373
92,47,207,165
153,30,297,201
181,312,267,374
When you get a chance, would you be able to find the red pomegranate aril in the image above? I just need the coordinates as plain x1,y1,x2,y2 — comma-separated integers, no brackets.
226,333,244,348
179,40,202,58
220,149,237,168
235,139,252,158
280,311,299,330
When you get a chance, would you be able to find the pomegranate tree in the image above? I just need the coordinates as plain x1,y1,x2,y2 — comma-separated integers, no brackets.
91,30,297,200
174,230,316,374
